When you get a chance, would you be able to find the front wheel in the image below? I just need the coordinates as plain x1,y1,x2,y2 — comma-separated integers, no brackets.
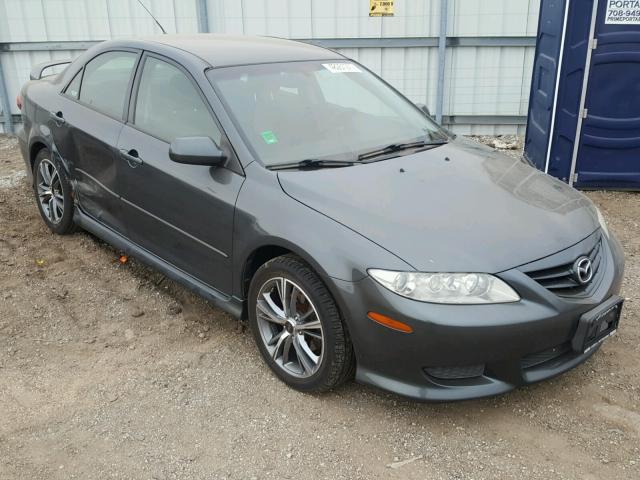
248,255,354,392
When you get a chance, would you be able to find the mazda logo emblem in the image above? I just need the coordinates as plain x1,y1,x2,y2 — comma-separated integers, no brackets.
573,256,593,284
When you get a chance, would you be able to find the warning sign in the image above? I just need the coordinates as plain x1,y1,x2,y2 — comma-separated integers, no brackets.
369,0,394,17
606,0,640,24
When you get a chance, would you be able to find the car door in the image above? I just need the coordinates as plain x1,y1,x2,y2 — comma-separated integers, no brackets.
50,50,140,233
116,53,244,294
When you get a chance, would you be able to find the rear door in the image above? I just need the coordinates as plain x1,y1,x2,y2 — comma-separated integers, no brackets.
574,1,640,188
116,53,244,294
52,50,140,232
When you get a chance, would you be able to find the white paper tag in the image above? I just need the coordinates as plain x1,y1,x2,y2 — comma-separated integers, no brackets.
322,63,362,73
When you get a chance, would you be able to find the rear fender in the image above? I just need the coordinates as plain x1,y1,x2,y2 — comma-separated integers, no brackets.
27,134,70,181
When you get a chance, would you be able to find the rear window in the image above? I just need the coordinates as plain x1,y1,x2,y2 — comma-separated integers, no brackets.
79,51,137,119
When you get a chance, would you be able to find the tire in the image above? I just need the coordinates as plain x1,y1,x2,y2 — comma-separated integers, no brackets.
32,148,77,235
248,254,354,393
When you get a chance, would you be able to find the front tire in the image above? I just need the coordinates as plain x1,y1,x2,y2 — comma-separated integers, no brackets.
248,255,354,393
33,148,76,235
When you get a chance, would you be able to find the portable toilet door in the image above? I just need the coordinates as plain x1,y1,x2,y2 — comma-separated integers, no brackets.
525,0,640,189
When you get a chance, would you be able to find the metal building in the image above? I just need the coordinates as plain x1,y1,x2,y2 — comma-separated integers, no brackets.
1,0,540,134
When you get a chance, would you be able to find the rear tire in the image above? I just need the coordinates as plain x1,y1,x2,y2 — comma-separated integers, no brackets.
248,254,354,393
33,148,76,235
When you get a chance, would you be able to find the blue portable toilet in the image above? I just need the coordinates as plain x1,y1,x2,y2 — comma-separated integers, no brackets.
525,0,640,189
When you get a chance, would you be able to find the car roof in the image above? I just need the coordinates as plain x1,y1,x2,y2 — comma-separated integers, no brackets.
124,34,344,68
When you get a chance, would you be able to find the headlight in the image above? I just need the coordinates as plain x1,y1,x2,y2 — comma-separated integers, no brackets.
368,269,520,304
595,207,610,238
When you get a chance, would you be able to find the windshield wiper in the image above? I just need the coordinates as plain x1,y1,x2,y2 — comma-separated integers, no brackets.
267,159,358,171
357,139,448,161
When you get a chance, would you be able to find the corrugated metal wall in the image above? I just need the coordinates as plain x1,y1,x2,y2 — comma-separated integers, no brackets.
0,0,200,134
205,0,441,37
446,0,538,131
0,0,540,134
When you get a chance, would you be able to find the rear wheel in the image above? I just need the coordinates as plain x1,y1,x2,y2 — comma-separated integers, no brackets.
248,254,354,392
33,149,76,235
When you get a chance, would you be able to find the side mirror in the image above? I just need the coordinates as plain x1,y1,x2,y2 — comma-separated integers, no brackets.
169,136,226,167
415,103,432,118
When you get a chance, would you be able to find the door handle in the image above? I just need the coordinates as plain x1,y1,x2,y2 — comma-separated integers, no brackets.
49,111,66,125
119,149,143,168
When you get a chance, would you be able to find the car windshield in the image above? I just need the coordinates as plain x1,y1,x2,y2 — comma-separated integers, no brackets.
207,60,448,167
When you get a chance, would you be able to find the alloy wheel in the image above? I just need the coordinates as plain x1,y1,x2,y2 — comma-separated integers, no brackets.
36,159,64,224
255,277,324,378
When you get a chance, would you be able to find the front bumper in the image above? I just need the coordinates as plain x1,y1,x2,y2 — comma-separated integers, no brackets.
331,230,625,401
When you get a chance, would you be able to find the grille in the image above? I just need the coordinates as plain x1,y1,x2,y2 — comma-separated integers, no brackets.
524,236,604,298
424,364,485,380
521,343,571,369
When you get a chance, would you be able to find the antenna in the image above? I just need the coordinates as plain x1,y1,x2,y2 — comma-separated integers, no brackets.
136,0,167,34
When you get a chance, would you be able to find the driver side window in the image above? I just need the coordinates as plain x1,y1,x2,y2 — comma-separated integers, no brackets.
133,57,222,145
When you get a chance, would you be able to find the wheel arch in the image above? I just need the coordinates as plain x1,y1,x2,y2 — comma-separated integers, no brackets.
238,240,350,325
239,240,358,376
28,136,73,184
241,244,292,302
29,139,49,172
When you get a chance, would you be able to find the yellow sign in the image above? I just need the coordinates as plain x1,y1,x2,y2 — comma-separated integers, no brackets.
369,0,394,17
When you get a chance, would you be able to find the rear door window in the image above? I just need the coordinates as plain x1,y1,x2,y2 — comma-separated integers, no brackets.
133,56,222,145
79,51,137,119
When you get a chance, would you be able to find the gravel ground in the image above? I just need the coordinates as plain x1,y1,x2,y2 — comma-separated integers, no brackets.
1,134,639,480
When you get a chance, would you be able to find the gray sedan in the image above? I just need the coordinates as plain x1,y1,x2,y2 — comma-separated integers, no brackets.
17,35,624,401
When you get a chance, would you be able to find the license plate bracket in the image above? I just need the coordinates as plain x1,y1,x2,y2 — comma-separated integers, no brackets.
571,296,623,354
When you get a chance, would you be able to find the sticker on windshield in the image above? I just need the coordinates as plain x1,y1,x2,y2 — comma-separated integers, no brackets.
322,63,362,74
261,130,278,144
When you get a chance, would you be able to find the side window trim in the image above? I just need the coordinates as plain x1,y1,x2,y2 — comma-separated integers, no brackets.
62,67,84,99
60,48,142,123
127,51,244,175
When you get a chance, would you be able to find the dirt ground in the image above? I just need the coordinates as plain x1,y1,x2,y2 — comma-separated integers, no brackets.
0,133,639,480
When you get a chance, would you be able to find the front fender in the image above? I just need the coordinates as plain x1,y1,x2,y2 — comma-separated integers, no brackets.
232,163,413,299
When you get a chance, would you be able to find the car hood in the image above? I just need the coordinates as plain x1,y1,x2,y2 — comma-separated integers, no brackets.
277,138,599,273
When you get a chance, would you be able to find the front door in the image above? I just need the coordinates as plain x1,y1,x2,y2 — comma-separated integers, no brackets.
116,54,244,294
574,0,640,188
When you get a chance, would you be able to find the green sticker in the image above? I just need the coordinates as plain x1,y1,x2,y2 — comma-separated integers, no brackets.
261,130,278,144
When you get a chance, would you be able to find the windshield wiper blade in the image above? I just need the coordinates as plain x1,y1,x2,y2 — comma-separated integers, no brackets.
357,140,448,161
268,159,357,171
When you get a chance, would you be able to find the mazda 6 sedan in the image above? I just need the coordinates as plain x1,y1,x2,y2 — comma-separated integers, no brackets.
17,34,625,401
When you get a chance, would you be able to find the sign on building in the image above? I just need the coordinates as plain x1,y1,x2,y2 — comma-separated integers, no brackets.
369,0,394,17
